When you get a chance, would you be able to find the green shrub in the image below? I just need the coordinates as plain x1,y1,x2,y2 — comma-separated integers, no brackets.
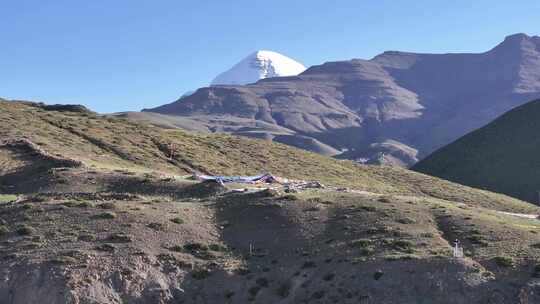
493,256,514,267
0,226,9,236
360,205,377,212
78,234,96,242
23,241,42,249
51,256,78,265
351,257,367,264
281,194,298,201
77,201,93,208
306,197,322,203
378,197,392,203
323,273,335,281
98,202,115,209
95,243,116,252
255,277,269,287
28,194,47,202
108,233,132,243
208,243,227,252
17,225,36,235
192,269,211,280
396,217,416,224
62,201,78,207
359,247,375,256
236,267,251,275
385,254,420,261
350,239,372,248
170,217,184,224
93,212,117,219
147,222,164,230
373,270,384,280
168,245,183,252
391,240,414,251
467,235,489,247
249,286,261,297
276,282,291,298
533,264,540,277
301,261,317,269
312,290,325,299
184,243,209,252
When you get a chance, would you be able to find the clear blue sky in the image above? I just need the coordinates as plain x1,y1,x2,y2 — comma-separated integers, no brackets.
2,0,539,113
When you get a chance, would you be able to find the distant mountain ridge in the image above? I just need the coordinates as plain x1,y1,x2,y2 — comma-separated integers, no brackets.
144,33,540,166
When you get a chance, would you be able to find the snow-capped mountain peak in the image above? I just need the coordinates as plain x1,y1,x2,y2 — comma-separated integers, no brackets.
211,50,306,86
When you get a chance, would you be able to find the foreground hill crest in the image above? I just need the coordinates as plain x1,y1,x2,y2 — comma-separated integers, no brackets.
413,98,540,203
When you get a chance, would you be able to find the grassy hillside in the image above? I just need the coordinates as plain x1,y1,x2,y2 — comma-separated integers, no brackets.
413,98,540,203
1,99,534,212
3,99,540,303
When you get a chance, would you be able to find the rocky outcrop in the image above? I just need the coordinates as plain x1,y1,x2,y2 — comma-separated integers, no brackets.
1,138,83,168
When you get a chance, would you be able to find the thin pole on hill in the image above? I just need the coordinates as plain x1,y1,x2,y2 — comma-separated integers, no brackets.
453,239,463,258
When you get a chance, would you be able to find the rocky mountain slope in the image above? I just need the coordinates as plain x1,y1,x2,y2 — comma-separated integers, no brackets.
144,33,540,166
413,98,540,204
3,99,540,303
